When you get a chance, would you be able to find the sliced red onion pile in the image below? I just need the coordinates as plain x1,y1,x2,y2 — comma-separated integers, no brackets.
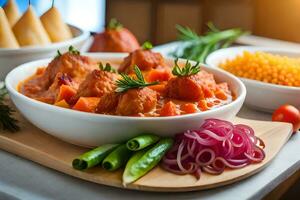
161,119,265,179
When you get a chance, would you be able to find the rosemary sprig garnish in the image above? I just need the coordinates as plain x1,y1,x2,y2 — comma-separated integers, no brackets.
99,62,116,73
0,83,19,132
172,23,247,63
172,59,200,77
116,66,158,93
142,41,153,50
107,18,123,30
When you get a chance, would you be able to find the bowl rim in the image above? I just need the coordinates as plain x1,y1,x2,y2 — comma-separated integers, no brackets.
206,45,300,92
5,54,246,121
0,24,90,54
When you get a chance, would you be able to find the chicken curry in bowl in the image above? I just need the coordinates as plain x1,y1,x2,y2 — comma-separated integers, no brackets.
18,45,234,117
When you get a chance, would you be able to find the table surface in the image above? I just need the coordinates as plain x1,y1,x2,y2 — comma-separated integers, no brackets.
0,106,299,200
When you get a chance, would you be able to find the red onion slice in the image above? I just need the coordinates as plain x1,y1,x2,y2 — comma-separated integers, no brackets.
162,118,266,179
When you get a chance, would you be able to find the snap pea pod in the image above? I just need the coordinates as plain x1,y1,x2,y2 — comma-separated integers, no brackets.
102,144,133,171
72,144,118,170
126,134,160,151
123,138,173,185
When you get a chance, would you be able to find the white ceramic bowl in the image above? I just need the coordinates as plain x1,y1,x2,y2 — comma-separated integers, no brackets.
206,46,300,112
0,25,89,80
5,54,246,147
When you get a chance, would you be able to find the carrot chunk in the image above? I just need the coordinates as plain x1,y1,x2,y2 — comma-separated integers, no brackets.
146,69,171,82
54,99,70,108
73,97,100,113
148,84,166,95
198,100,210,111
160,101,179,116
181,103,197,114
56,85,76,103
215,89,227,100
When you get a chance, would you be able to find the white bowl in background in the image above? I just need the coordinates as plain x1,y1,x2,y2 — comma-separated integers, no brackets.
0,25,90,80
6,54,246,147
206,46,300,112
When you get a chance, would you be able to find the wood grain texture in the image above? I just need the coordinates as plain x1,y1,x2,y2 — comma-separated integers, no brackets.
0,113,293,192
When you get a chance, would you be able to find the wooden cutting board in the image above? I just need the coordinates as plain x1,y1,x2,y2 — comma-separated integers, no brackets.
0,112,293,192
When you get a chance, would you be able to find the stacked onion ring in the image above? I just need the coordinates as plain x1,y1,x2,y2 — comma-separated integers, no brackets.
162,119,265,179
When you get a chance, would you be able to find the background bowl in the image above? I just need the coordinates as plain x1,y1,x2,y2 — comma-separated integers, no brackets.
206,46,300,112
6,54,246,147
0,25,89,80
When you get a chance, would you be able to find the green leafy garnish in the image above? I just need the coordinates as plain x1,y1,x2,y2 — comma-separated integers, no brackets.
172,59,200,77
176,25,199,41
55,46,80,59
99,62,116,73
142,41,153,50
107,18,123,30
172,23,247,63
55,50,62,59
116,66,158,93
0,83,19,132
68,46,80,55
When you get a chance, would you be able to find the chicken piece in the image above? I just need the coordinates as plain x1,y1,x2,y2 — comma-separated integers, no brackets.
20,52,97,104
45,52,97,85
70,69,119,104
96,92,120,114
165,70,217,101
116,87,157,116
119,49,167,74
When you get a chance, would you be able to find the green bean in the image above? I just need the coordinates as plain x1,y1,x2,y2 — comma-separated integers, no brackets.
126,134,160,151
123,138,173,185
102,144,132,171
72,144,118,170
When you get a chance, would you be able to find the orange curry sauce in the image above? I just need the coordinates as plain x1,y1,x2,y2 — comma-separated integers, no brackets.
18,49,235,117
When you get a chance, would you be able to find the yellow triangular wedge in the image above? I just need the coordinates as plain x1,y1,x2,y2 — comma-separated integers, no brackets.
13,6,51,47
40,7,73,43
0,7,19,48
3,0,20,27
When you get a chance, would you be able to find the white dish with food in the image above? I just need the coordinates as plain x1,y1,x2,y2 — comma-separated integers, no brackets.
0,25,89,80
206,46,300,112
6,54,246,147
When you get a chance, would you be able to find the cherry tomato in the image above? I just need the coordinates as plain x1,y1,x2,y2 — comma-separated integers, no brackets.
272,105,300,133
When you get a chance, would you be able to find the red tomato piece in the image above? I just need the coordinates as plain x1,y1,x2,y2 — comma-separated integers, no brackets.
272,104,300,133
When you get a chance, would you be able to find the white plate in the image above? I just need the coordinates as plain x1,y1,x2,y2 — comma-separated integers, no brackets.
206,46,300,112
5,54,246,147
0,25,90,80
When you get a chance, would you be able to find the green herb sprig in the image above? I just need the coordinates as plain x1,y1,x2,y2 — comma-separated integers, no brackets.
0,83,19,132
142,41,153,50
55,46,80,59
172,59,200,77
99,62,116,73
108,18,123,30
172,23,247,63
68,45,80,55
116,66,158,93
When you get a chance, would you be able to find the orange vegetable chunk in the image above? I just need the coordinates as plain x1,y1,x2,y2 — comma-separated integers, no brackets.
215,89,227,100
73,97,100,113
148,84,166,95
56,85,76,103
181,103,197,114
147,69,171,82
54,99,70,108
198,100,210,111
160,101,179,116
